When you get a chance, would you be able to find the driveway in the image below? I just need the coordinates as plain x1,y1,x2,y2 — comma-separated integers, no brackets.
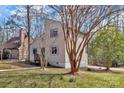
88,65,124,72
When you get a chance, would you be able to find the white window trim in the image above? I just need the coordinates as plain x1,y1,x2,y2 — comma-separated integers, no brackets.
50,46,59,55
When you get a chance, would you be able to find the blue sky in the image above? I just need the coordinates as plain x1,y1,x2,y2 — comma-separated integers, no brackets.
0,5,58,27
0,5,17,26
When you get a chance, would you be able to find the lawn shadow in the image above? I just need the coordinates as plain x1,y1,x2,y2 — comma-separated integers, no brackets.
10,62,37,68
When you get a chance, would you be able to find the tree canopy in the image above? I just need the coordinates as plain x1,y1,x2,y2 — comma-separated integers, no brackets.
88,24,124,69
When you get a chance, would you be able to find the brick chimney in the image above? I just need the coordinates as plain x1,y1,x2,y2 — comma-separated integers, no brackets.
19,28,27,44
18,28,28,61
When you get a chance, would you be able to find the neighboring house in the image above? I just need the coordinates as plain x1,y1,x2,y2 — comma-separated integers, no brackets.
30,19,88,68
0,37,20,59
0,28,29,61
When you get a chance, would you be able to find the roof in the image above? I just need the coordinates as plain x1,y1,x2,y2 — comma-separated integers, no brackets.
0,37,20,51
6,37,20,43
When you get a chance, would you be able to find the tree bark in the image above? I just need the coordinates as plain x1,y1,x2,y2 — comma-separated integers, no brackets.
0,49,3,61
106,66,110,71
69,57,80,75
27,5,31,63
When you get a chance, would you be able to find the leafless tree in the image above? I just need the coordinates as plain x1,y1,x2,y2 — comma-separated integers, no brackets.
50,5,124,75
13,5,47,62
0,28,5,60
26,5,31,62
0,18,7,61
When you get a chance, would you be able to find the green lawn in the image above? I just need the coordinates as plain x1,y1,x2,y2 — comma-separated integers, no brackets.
0,67,124,88
0,63,34,69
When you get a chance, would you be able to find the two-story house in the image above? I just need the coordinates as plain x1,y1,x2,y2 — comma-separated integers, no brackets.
30,19,88,68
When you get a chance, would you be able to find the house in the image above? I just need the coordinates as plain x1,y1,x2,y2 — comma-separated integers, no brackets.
0,37,20,59
0,28,29,61
30,19,88,68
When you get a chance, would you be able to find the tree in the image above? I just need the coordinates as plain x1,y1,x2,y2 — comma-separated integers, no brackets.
27,5,31,62
26,5,48,64
0,26,4,60
88,24,124,70
12,5,47,62
5,16,19,40
0,18,7,60
50,5,124,75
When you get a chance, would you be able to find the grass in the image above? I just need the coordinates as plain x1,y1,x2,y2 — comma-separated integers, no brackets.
0,67,124,88
0,63,20,69
0,62,34,69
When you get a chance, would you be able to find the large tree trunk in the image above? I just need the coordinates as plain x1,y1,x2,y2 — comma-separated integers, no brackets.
70,64,79,75
27,5,31,63
105,61,112,71
106,66,110,71
69,55,81,75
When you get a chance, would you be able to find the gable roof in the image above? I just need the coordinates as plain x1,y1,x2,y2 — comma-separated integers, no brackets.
0,37,20,51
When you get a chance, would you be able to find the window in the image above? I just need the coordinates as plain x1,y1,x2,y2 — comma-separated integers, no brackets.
51,47,57,54
50,28,58,37
33,48,37,54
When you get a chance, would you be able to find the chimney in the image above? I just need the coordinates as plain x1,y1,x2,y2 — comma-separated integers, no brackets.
19,28,27,43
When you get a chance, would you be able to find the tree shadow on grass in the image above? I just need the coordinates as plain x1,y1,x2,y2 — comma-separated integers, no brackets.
0,73,67,88
10,62,36,68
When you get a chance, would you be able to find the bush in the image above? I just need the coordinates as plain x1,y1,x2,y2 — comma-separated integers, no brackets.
69,77,76,82
88,24,124,69
2,50,10,59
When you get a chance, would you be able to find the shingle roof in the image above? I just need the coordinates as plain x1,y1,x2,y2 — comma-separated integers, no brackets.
0,37,20,51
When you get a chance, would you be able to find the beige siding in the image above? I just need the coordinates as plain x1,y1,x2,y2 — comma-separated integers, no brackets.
44,19,65,67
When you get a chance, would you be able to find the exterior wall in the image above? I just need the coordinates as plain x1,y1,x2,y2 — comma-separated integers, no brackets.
45,19,65,67
30,35,45,62
77,37,88,68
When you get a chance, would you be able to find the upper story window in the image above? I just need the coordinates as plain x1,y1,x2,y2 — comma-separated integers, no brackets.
50,28,58,38
51,47,57,54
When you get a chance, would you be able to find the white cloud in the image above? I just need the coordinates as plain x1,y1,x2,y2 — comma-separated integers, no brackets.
10,10,16,15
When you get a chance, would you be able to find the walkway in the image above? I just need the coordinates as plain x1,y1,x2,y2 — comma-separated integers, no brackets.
0,67,41,72
0,65,124,72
